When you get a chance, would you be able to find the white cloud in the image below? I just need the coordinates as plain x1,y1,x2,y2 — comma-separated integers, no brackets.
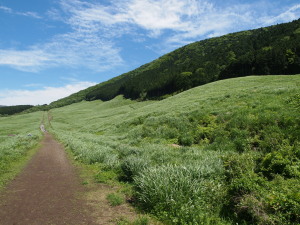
1,0,299,72
0,5,42,19
17,11,41,19
55,0,258,47
0,33,123,72
0,49,52,72
59,0,214,37
0,81,96,106
0,10,123,73
0,6,12,13
122,0,212,31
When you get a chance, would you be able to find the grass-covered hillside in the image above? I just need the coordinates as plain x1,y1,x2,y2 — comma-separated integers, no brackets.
41,18,300,110
0,112,42,188
48,75,300,224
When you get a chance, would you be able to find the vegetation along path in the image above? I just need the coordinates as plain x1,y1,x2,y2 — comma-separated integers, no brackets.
0,133,97,225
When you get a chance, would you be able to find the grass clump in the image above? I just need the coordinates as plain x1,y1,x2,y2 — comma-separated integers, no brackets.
120,156,150,182
107,193,125,206
94,170,118,183
134,164,225,224
116,216,150,225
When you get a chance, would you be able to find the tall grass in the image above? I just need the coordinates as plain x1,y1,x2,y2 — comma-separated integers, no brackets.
134,163,225,224
0,112,42,188
49,75,300,224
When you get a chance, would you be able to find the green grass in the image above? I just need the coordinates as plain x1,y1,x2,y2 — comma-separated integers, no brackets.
116,216,150,225
45,75,300,224
107,193,125,206
0,111,43,189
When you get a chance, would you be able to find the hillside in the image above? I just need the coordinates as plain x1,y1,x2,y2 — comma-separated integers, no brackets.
48,75,300,224
43,18,300,109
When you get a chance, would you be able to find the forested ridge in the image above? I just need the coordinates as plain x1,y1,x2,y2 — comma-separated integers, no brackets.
0,105,33,116
29,18,300,110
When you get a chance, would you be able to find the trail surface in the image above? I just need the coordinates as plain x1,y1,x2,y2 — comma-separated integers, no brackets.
0,133,97,225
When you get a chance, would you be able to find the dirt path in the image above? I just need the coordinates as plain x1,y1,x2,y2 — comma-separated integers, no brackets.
0,133,97,225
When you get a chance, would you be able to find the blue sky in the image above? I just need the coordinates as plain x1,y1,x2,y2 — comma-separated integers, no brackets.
0,0,299,105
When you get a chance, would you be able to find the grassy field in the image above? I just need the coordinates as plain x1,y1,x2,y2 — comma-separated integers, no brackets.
45,75,299,224
0,112,43,189
1,75,298,224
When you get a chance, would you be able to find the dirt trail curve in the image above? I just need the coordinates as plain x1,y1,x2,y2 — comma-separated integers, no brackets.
0,133,98,225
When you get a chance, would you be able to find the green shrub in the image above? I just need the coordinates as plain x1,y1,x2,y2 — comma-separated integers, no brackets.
235,194,271,225
223,149,300,224
178,133,194,146
194,114,218,144
222,153,270,223
258,143,300,179
264,176,300,224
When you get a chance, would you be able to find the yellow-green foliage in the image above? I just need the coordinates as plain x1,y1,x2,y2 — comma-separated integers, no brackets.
50,75,300,224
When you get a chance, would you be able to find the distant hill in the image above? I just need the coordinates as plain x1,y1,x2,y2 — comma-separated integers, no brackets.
31,18,300,110
0,105,34,115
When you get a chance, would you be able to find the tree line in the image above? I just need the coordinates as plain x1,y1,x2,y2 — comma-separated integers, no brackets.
0,105,33,116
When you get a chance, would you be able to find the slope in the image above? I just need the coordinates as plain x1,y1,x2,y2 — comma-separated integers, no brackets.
41,18,300,110
49,75,300,224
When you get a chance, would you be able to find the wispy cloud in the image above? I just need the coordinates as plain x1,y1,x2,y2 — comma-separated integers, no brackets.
0,6,12,13
0,5,41,19
0,0,299,72
54,0,274,50
261,4,300,26
0,2,124,73
23,83,43,88
44,0,245,54
0,81,96,106
0,49,52,72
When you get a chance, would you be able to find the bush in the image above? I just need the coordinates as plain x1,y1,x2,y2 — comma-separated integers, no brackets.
258,143,300,179
223,149,300,224
235,194,271,225
194,114,218,144
222,153,270,223
178,133,194,146
264,176,300,224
